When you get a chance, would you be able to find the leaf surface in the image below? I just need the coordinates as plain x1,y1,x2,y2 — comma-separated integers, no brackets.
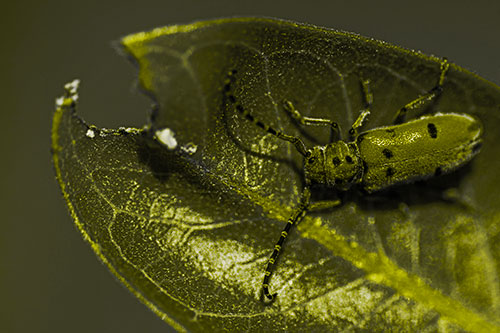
52,17,500,331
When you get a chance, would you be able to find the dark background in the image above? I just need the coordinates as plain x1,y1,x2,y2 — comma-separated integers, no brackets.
2,1,499,332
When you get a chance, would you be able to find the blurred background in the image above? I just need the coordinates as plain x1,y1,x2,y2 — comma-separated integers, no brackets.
2,0,499,332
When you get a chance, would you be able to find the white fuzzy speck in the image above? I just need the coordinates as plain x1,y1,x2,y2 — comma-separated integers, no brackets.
86,129,95,138
181,143,198,155
119,127,138,133
57,79,80,108
64,79,80,94
99,128,109,137
155,128,177,149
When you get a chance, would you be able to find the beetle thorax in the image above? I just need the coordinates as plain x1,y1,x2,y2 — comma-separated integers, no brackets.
304,142,363,190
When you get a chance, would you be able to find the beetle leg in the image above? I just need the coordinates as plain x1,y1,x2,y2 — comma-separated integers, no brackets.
308,198,342,211
393,58,450,124
283,100,341,142
349,79,372,139
262,187,312,301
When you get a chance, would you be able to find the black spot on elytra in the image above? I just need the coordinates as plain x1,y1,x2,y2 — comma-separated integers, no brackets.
332,157,341,166
435,167,442,176
427,123,438,138
386,167,395,177
345,155,353,163
382,148,393,159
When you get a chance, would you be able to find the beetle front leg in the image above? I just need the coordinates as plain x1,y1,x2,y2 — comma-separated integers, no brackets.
283,100,341,142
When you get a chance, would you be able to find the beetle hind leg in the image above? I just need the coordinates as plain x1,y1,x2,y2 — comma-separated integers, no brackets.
349,79,372,139
393,58,450,124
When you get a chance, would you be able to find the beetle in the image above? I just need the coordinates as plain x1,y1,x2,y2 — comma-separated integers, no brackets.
223,58,483,301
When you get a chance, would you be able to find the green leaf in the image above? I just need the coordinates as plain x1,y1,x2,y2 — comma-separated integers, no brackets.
52,17,500,331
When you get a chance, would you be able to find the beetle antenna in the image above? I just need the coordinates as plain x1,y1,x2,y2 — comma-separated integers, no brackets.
224,70,309,157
